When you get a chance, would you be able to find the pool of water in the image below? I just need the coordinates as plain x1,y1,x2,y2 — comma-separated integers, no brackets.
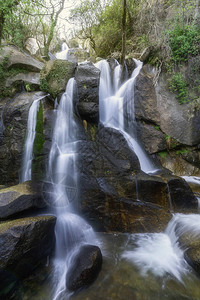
18,232,200,300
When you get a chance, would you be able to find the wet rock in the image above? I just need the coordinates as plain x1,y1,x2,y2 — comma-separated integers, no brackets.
0,215,56,295
0,181,45,219
166,176,198,211
78,126,173,232
40,60,76,98
66,244,102,291
77,102,99,123
75,62,100,123
0,91,49,185
185,247,200,276
0,45,44,72
125,57,136,78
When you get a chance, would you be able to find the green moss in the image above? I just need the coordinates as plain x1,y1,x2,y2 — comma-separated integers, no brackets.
32,103,45,180
158,151,168,158
40,60,75,98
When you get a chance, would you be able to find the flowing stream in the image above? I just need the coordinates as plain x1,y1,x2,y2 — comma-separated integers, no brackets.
96,59,157,174
48,78,99,300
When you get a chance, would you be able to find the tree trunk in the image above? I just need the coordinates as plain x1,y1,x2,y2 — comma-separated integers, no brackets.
121,0,127,81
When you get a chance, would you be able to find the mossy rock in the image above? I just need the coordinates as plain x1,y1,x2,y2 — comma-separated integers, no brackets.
40,60,76,98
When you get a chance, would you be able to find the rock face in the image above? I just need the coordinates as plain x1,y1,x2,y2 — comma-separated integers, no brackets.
0,215,56,296
78,125,197,233
75,62,100,123
66,244,102,291
134,65,200,147
5,72,40,89
40,60,77,98
0,45,44,72
0,91,49,185
0,181,45,219
67,48,90,63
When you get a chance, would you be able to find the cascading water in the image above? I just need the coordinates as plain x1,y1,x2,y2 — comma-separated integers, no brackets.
122,213,200,282
96,59,157,174
20,94,47,183
48,78,99,300
55,42,69,60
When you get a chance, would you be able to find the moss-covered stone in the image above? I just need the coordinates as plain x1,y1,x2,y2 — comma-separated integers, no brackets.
40,60,76,98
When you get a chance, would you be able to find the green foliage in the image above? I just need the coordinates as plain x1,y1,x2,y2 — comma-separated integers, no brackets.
176,148,189,155
158,151,167,158
168,24,200,62
169,73,188,104
155,125,160,131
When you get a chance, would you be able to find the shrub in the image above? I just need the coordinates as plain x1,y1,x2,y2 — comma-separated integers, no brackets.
169,73,188,104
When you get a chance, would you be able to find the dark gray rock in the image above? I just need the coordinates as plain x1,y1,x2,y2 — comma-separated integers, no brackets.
0,181,45,219
66,244,102,291
0,215,56,296
137,121,167,154
75,62,100,123
0,91,49,185
77,102,99,123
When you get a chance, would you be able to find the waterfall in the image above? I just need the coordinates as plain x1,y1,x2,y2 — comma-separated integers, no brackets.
48,78,99,300
20,94,47,183
96,59,157,174
55,42,69,60
122,213,200,281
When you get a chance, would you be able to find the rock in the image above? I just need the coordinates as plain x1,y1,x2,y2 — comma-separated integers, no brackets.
185,247,200,275
166,175,198,211
125,58,136,78
25,38,41,55
176,223,200,276
75,62,100,123
157,151,200,177
78,126,174,232
0,91,49,185
139,47,152,63
134,65,200,147
0,181,45,219
137,122,167,154
77,102,99,123
134,65,160,124
0,45,44,72
40,60,76,98
66,244,102,291
67,48,90,63
0,215,56,295
5,72,40,89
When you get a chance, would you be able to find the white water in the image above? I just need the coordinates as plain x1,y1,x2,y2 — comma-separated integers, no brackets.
96,59,157,174
55,42,69,60
122,213,200,281
48,78,99,300
20,94,47,183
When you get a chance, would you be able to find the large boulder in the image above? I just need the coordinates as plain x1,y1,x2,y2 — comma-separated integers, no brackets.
66,48,90,63
134,64,200,146
75,62,100,123
0,181,45,219
5,72,40,89
40,60,76,98
0,215,56,297
0,45,44,72
0,91,49,185
66,244,102,291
